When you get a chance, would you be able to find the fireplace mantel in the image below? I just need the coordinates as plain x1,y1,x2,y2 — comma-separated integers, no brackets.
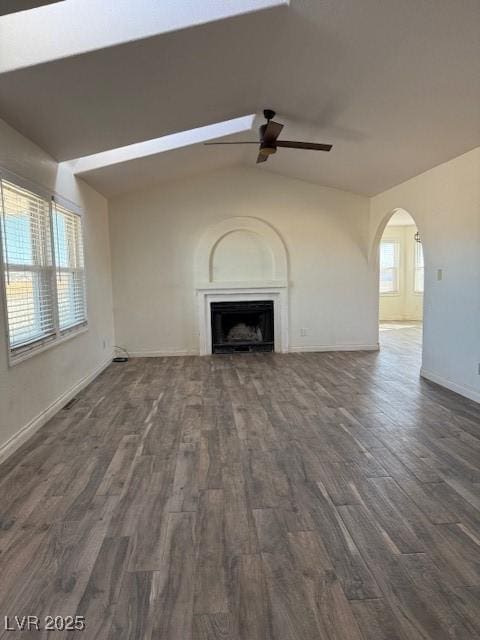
196,284,288,355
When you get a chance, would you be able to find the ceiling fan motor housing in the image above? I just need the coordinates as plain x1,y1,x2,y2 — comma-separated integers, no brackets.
259,120,277,154
259,144,276,155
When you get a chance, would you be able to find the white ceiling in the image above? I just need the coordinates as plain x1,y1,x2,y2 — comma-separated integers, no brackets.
0,0,479,197
0,0,283,72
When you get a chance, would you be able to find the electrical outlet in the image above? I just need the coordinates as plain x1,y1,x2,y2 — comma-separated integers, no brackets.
300,328,307,337
437,268,443,281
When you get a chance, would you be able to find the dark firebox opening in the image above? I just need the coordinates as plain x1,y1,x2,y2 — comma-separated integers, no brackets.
211,301,274,353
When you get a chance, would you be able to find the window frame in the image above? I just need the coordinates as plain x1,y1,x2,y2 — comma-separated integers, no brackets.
0,170,88,366
379,238,401,296
413,239,424,295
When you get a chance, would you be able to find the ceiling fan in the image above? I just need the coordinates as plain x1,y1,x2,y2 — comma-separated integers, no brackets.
204,109,332,163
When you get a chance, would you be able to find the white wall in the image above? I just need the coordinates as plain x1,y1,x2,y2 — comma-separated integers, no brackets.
108,167,376,355
379,225,423,321
0,119,115,456
370,147,480,402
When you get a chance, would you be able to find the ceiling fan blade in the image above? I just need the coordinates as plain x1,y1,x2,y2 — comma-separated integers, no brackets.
203,141,259,145
262,120,283,144
256,152,268,164
276,141,332,151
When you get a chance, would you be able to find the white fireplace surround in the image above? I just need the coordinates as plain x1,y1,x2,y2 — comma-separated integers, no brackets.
197,285,288,355
195,217,289,355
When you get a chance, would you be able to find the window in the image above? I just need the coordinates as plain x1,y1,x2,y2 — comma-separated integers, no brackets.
414,240,424,293
379,240,400,294
0,178,87,362
52,202,87,330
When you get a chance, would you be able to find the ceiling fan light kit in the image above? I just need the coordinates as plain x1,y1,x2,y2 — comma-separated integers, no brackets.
204,109,333,163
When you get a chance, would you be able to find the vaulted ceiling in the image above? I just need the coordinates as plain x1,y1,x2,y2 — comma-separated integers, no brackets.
0,0,479,197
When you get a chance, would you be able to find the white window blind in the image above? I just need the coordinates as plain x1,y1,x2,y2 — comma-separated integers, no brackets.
0,179,56,350
379,240,400,294
0,177,87,362
52,201,87,330
414,241,424,293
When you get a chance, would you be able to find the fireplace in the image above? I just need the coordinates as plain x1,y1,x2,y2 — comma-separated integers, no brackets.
211,300,274,353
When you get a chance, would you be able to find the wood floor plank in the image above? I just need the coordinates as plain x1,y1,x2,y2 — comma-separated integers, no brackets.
74,536,130,639
107,571,153,640
222,462,256,556
296,480,382,600
96,435,139,496
192,613,237,640
168,442,200,512
368,446,459,524
287,530,364,640
354,476,427,553
260,550,321,640
194,489,229,615
350,598,408,640
237,554,271,640
150,512,197,640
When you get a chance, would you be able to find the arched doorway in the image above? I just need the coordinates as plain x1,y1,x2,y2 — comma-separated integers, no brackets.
374,208,425,370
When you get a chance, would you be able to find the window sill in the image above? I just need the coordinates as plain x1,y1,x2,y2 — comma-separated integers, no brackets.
8,323,88,367
380,292,401,297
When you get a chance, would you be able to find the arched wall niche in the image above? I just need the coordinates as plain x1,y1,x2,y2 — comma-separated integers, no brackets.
210,229,274,283
195,216,288,286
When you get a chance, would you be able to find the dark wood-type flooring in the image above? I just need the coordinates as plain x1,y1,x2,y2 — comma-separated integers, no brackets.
1,323,480,639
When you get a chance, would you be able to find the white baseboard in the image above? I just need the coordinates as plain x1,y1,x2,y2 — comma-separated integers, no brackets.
130,345,380,357
420,367,480,404
289,343,379,353
0,354,113,466
379,316,423,322
128,349,199,357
